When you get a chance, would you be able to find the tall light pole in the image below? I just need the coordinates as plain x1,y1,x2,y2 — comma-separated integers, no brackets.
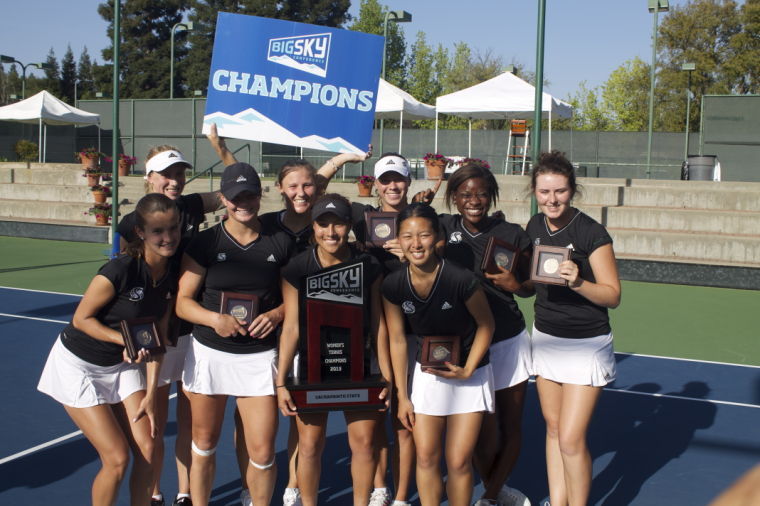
380,10,412,154
645,0,669,179
170,21,194,99
681,62,695,161
531,0,547,216
0,55,53,99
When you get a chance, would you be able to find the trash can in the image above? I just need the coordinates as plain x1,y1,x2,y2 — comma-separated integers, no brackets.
686,155,716,181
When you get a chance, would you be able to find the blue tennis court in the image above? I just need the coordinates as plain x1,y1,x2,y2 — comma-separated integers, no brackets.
1,286,759,505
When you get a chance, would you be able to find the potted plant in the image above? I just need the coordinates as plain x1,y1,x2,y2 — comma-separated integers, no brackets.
423,153,451,180
14,139,38,163
82,165,102,187
356,175,375,197
77,147,103,169
454,157,491,170
105,154,138,176
85,203,112,226
90,184,111,204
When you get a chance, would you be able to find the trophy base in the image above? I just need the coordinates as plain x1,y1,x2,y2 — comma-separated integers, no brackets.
286,374,388,413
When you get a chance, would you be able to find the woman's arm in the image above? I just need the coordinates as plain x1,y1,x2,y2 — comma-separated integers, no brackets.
72,275,124,346
206,123,238,167
176,253,247,337
248,301,285,339
276,279,300,416
427,287,494,380
198,191,223,213
369,278,391,409
314,147,372,193
560,243,621,308
382,296,415,430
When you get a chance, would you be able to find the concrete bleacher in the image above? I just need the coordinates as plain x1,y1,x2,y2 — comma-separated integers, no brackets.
1,163,759,286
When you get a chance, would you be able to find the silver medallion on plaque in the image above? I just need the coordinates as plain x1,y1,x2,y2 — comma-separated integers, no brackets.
230,304,249,321
432,345,450,361
374,223,391,239
137,329,153,346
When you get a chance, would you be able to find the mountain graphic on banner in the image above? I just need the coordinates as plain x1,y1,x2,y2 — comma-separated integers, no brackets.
267,54,327,78
203,108,360,154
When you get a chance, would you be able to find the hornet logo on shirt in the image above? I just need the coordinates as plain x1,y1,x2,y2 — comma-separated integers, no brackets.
217,252,227,261
402,301,415,314
128,287,145,301
441,301,452,310
567,243,575,250
448,231,462,244
534,238,541,246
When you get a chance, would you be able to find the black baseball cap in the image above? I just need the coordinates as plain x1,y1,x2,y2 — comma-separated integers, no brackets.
311,197,352,223
220,163,262,200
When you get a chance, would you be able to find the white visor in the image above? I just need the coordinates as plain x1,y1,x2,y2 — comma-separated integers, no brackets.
144,150,192,179
374,155,410,179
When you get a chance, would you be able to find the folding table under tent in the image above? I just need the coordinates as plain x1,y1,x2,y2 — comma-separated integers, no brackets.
375,78,436,154
434,71,572,164
0,90,101,162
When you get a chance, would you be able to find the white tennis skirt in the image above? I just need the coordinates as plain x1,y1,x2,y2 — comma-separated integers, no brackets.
531,325,616,387
182,337,277,397
38,337,145,408
410,361,495,416
155,334,191,386
490,329,532,391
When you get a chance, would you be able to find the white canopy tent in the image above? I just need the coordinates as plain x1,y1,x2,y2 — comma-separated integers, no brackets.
0,90,100,162
375,78,436,153
434,71,573,157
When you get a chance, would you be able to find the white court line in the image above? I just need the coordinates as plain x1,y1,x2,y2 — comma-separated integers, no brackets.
0,312,68,325
616,351,760,369
0,393,178,466
604,386,760,409
0,285,82,298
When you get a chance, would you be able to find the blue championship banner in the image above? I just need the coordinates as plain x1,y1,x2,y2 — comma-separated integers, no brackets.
203,12,383,154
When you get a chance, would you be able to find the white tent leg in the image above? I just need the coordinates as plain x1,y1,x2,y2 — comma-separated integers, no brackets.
43,124,47,162
434,113,439,153
468,119,472,157
38,119,42,162
399,110,404,154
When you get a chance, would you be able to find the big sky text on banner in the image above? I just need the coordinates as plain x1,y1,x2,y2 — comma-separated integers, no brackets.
203,12,383,155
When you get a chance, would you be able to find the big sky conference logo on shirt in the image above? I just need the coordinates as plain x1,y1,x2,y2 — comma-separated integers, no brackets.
203,13,383,154
306,261,363,306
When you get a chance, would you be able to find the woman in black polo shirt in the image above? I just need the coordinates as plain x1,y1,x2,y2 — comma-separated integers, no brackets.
527,151,621,506
439,163,533,506
276,194,390,506
382,203,495,506
176,163,292,506
38,193,179,505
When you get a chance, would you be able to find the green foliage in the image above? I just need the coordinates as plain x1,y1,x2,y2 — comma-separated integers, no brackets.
43,48,62,96
14,140,39,162
98,0,191,98
602,57,651,131
349,0,407,87
724,0,760,94
76,47,97,100
61,46,77,104
554,81,609,131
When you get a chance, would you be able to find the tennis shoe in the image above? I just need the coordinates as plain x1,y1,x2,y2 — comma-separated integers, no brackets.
473,500,497,506
369,488,391,506
240,489,252,506
151,495,165,506
172,498,192,506
283,487,302,506
497,486,531,506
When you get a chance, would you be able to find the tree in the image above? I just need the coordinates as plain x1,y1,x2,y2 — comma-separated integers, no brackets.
98,0,190,98
61,45,77,104
724,0,760,94
349,0,407,87
185,0,350,94
77,47,97,100
4,65,21,99
554,82,609,131
601,57,651,131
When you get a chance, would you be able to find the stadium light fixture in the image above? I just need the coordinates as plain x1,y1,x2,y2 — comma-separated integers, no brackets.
170,21,194,99
645,0,669,178
0,54,51,99
379,10,412,155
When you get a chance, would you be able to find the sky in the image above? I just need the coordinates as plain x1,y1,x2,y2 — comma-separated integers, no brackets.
0,0,696,101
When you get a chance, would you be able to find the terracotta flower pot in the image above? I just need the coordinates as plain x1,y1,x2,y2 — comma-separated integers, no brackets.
118,160,131,177
86,174,100,187
424,159,447,180
80,155,98,169
357,182,372,197
92,191,107,204
95,214,109,226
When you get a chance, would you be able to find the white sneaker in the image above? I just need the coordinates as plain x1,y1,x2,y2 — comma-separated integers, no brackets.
240,489,252,506
473,500,497,506
283,487,302,506
497,486,531,506
391,502,411,506
369,488,391,506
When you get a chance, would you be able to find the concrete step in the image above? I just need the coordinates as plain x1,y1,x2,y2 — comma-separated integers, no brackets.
603,206,760,236
0,217,111,243
622,186,760,212
610,228,760,268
